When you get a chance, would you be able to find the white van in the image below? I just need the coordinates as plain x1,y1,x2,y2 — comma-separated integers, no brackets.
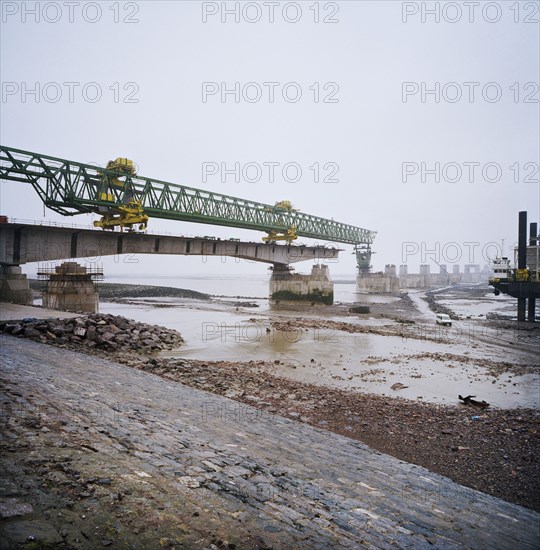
436,313,452,327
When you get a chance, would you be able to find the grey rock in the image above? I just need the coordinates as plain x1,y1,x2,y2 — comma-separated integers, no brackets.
23,328,41,339
0,499,33,518
96,478,112,486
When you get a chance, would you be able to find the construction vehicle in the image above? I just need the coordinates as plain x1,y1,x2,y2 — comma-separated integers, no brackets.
93,157,148,232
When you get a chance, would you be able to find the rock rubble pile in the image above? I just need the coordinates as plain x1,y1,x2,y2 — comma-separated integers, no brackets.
0,313,183,353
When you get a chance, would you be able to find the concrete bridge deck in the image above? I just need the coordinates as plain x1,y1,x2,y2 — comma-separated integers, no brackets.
0,222,340,266
1,336,538,548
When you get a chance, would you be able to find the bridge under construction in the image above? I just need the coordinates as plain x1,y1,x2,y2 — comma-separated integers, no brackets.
0,146,375,250
0,145,376,307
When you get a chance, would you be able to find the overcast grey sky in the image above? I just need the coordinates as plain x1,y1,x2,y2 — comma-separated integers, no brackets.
1,0,538,278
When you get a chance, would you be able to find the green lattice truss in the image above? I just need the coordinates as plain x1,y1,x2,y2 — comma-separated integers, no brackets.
0,145,376,253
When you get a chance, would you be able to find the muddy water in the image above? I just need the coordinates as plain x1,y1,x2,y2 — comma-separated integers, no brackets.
100,298,539,409
438,293,517,319
408,287,516,320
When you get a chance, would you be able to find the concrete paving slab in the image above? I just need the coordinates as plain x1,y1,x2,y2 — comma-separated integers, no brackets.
0,302,80,321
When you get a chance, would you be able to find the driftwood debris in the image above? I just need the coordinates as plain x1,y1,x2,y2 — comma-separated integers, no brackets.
458,395,490,409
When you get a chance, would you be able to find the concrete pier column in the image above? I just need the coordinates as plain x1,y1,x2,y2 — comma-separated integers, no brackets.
270,264,334,305
528,297,536,322
0,265,33,305
517,298,526,322
357,268,400,293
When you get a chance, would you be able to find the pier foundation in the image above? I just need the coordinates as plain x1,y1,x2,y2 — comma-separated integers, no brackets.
270,264,334,305
38,262,103,313
356,264,400,293
0,265,32,305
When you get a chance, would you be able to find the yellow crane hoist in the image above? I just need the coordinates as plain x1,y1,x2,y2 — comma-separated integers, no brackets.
262,200,298,244
93,157,148,232
263,226,298,244
93,199,149,231
274,200,295,210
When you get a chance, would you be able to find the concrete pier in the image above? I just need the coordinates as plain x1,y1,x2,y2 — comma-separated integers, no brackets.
359,263,485,293
356,264,399,293
269,264,334,305
0,265,32,305
38,262,102,313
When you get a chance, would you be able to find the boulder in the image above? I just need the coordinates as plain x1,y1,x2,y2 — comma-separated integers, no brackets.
23,328,41,339
86,326,97,341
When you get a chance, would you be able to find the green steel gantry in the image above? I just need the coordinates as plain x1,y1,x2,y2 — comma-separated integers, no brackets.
0,146,376,264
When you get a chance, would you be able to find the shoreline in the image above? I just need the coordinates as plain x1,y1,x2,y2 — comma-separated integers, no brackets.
2,282,538,512
1,319,539,512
